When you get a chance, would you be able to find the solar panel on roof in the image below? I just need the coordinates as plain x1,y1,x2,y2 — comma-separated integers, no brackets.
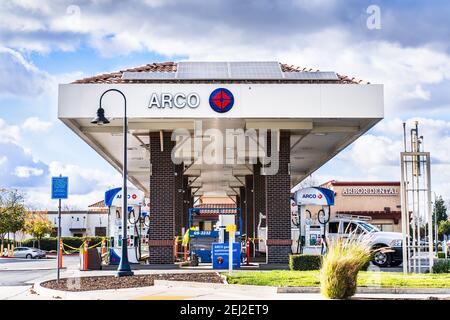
177,61,229,79
229,61,282,79
121,62,339,81
282,71,339,80
122,72,175,80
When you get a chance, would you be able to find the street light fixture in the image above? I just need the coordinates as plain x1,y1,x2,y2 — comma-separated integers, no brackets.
91,88,134,277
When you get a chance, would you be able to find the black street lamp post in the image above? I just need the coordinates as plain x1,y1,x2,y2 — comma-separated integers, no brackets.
91,88,134,277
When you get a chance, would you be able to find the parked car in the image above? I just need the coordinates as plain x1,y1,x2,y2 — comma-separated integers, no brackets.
327,217,403,267
2,247,46,259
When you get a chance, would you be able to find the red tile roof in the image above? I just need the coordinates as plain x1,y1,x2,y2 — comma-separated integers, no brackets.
72,62,367,84
193,203,239,215
88,200,106,208
323,180,400,187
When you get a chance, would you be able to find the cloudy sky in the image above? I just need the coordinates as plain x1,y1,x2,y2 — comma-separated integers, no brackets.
0,0,449,209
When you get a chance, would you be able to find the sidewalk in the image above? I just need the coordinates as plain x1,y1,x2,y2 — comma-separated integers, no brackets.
1,268,449,300
7,280,450,300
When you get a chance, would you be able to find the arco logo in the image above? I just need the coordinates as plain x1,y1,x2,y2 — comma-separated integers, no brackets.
209,88,234,113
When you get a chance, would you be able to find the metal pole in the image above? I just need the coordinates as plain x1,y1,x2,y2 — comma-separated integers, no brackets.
426,154,433,272
400,153,408,274
119,91,133,276
99,89,133,277
57,198,61,283
433,192,438,254
228,230,234,275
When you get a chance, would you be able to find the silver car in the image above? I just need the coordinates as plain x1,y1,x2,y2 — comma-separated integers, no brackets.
3,247,46,259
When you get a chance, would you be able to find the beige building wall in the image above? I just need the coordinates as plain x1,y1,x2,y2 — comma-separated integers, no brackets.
321,181,402,232
200,196,235,205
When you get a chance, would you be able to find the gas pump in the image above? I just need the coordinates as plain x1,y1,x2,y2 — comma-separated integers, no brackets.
104,187,146,264
293,187,334,255
186,207,243,265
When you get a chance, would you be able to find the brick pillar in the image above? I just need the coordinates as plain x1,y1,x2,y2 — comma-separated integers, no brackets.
266,131,291,264
174,163,184,237
148,132,175,264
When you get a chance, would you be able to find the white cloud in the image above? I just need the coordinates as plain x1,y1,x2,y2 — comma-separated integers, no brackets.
0,155,7,166
48,161,122,196
330,118,450,200
0,1,449,116
0,47,51,97
0,118,21,144
22,117,53,132
14,165,44,178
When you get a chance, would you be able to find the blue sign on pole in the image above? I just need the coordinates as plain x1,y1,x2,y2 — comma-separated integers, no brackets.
51,177,68,199
212,243,241,269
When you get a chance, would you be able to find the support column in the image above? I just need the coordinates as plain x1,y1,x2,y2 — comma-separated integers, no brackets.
265,131,292,264
239,186,245,234
182,176,190,232
253,161,266,253
148,132,175,264
245,175,254,254
174,163,184,237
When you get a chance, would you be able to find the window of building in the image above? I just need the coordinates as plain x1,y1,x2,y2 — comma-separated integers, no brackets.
95,227,107,237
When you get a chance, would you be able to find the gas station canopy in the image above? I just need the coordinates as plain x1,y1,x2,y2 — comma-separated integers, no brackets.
58,61,383,196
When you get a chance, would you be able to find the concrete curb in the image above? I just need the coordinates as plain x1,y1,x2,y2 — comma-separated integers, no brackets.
153,280,278,293
33,279,155,300
0,267,67,271
32,275,450,299
277,286,450,294
33,281,71,299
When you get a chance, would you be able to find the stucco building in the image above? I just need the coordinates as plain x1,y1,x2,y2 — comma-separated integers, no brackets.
321,181,402,232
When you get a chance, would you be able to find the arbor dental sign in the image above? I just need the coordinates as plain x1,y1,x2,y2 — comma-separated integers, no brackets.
342,187,399,196
147,92,200,109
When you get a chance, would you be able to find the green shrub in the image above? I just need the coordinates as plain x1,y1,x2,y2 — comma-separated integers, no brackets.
289,254,322,271
437,252,446,259
21,236,106,251
432,260,450,273
1,239,13,247
320,238,371,299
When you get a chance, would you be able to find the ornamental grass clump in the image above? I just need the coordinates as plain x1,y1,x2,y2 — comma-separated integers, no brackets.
320,237,371,299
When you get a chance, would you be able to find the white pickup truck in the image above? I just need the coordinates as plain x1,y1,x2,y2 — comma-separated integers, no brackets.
326,217,403,267
258,215,403,267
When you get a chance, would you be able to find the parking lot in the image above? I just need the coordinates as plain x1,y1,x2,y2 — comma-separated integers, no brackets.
0,256,80,286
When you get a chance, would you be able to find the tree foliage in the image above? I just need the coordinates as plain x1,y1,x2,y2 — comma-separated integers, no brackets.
434,196,448,223
24,211,52,248
438,220,450,237
0,189,27,243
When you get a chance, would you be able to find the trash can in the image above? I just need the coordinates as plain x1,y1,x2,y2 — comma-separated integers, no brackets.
80,247,102,270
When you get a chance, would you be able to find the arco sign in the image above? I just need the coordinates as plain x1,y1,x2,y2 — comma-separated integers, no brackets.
147,92,200,109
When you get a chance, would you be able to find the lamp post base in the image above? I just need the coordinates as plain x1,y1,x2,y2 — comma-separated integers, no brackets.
116,269,134,277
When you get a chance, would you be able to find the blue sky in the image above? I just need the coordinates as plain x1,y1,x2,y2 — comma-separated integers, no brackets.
0,0,449,209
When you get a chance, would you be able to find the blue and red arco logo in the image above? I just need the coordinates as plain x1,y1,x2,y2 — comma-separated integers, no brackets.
209,88,234,113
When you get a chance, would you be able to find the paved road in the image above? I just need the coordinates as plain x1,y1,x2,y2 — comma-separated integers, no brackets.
0,256,79,286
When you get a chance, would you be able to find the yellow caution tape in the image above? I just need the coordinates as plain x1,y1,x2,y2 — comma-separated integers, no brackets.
62,243,82,250
62,241,102,252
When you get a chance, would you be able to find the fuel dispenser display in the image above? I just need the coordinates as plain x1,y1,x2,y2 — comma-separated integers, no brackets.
104,187,147,264
293,187,334,255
